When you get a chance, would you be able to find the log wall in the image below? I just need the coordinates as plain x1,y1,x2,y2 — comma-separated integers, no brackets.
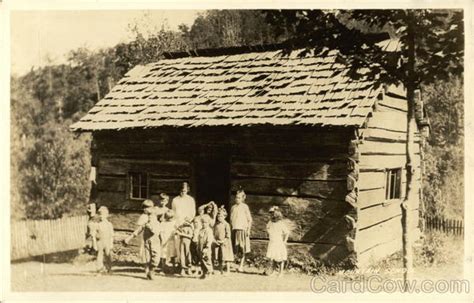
92,126,356,264
355,91,423,267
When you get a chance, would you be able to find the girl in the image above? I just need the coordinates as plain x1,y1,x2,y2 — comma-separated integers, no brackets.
197,201,218,226
213,206,234,275
230,189,252,272
160,209,178,273
94,206,114,274
266,206,289,277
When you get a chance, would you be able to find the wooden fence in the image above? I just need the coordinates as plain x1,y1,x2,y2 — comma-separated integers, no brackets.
11,215,88,260
424,215,464,236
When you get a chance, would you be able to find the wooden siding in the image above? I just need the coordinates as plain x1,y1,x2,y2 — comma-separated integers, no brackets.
355,93,423,267
94,127,355,263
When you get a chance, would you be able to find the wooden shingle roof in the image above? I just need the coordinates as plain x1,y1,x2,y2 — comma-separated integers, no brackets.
71,47,390,131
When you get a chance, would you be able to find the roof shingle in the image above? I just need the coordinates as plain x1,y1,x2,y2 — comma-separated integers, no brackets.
71,48,385,131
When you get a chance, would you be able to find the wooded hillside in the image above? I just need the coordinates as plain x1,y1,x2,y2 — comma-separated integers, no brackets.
10,10,463,221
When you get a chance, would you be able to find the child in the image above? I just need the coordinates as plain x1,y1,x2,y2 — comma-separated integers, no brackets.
94,206,114,274
124,199,161,280
230,189,252,272
85,203,98,254
198,201,218,226
266,206,289,277
197,214,214,279
155,193,170,222
190,216,202,276
213,206,234,275
176,217,194,276
160,209,178,273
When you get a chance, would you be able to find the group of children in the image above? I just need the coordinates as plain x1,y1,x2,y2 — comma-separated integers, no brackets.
86,187,291,280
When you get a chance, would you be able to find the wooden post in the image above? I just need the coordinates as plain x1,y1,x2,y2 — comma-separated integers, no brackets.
401,12,416,290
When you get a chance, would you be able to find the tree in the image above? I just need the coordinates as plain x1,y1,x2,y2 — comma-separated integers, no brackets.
264,9,463,288
179,10,289,49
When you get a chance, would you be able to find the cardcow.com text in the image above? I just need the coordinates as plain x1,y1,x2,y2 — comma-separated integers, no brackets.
310,275,470,293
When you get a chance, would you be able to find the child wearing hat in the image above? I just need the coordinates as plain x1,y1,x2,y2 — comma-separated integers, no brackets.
124,199,161,279
175,217,194,276
160,209,179,273
197,214,215,279
94,206,114,274
265,206,290,277
213,206,234,275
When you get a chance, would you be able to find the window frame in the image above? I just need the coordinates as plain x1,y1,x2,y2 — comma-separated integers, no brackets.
128,171,150,200
383,167,402,205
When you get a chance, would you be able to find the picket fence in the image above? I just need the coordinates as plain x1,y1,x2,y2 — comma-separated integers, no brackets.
11,215,88,260
424,215,464,236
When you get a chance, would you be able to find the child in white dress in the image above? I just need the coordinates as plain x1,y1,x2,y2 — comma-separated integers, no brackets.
266,206,289,276
160,209,178,273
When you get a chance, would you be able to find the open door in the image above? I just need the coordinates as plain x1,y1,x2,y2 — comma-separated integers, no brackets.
194,151,231,210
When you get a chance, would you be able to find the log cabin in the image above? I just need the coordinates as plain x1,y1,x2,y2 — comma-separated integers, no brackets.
71,42,429,268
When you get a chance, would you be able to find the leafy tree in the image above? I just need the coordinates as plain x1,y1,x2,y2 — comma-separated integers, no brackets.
264,9,463,286
422,77,463,218
180,10,289,49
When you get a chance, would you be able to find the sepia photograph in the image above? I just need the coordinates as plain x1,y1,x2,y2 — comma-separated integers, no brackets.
3,1,472,300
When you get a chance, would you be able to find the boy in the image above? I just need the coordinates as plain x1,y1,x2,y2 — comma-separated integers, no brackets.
94,206,114,274
190,216,202,276
124,199,161,280
198,214,214,279
230,189,252,272
175,217,193,276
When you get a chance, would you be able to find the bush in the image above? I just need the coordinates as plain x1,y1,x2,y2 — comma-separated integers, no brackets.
414,231,463,268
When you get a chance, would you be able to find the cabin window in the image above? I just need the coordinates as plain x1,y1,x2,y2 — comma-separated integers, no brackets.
129,172,149,200
385,168,402,200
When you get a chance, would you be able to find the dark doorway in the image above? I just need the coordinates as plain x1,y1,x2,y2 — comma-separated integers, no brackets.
194,151,231,209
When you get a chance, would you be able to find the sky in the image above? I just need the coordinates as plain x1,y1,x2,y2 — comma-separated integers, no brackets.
10,10,202,76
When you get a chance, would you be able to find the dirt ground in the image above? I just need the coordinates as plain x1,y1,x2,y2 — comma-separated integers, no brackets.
10,231,465,292
11,260,314,292
11,256,464,292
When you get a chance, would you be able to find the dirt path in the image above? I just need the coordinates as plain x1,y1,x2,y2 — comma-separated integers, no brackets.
11,261,314,292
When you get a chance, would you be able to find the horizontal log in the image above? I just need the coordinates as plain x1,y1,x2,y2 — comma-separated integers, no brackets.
231,160,347,181
231,178,347,200
96,191,142,211
250,239,350,264
359,154,420,170
356,209,419,253
109,212,141,231
357,237,401,268
363,128,421,144
358,200,419,229
99,158,191,177
379,94,408,112
149,178,189,195
97,175,127,192
358,171,386,190
232,194,351,243
234,145,348,160
359,140,420,155
94,127,353,147
358,226,422,268
367,110,411,132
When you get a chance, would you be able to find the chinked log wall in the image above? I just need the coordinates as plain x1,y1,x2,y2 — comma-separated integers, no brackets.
93,127,356,263
356,92,422,267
